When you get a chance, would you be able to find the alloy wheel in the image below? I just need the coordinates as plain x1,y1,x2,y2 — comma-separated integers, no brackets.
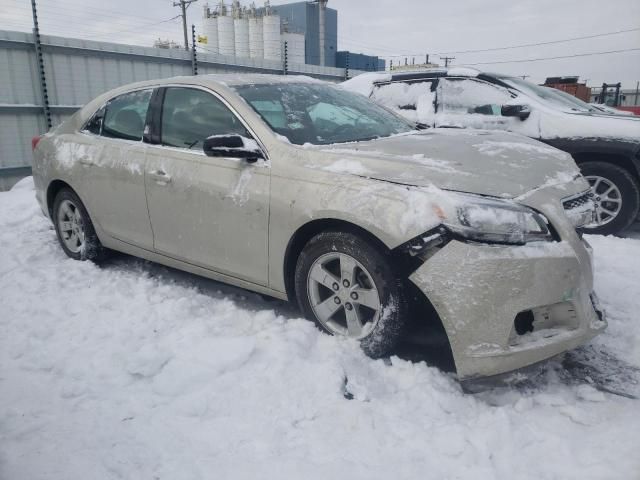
306,252,381,339
585,175,622,228
57,199,85,253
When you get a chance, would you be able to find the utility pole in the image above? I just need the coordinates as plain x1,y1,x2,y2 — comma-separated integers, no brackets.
440,55,455,67
173,0,198,50
520,75,530,80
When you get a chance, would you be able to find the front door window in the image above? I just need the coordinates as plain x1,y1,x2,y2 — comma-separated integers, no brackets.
160,87,249,150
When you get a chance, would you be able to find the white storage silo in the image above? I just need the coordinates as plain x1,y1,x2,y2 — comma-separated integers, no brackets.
234,14,250,59
248,16,264,59
263,12,281,62
282,32,305,66
217,11,235,57
202,13,219,53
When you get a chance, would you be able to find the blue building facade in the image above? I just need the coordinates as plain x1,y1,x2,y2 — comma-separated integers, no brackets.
336,51,385,72
270,2,338,67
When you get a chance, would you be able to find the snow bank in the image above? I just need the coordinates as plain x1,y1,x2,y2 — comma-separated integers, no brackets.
1,178,639,479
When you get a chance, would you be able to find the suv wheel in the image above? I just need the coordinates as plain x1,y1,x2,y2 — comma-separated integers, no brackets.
580,161,640,235
53,188,107,261
294,231,407,358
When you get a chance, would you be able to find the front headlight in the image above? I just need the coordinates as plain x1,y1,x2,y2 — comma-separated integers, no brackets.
437,193,553,245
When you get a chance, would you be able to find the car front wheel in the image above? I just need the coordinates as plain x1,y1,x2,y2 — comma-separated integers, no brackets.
580,161,640,235
294,231,407,358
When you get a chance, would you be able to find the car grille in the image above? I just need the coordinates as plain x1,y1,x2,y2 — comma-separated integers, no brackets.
562,190,595,228
563,191,593,211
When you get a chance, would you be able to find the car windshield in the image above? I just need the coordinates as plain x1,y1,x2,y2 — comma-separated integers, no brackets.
498,76,598,113
233,82,414,145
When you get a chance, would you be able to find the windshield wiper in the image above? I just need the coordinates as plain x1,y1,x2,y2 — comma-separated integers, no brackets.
415,122,430,130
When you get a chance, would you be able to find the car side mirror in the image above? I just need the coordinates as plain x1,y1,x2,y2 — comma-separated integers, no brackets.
501,104,531,120
203,135,264,162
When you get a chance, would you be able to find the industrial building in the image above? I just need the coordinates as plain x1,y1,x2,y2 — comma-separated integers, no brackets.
266,1,336,67
543,76,591,102
200,1,383,70
336,51,385,72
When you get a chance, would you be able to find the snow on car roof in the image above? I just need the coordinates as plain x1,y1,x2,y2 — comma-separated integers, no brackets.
197,73,325,86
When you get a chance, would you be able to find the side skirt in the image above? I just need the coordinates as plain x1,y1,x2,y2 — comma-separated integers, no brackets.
100,234,289,301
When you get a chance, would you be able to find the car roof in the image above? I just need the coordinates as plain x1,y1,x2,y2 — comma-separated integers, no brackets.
372,67,505,85
92,74,327,102
139,73,325,89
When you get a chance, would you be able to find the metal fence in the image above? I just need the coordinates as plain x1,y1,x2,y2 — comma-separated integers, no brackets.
0,29,355,191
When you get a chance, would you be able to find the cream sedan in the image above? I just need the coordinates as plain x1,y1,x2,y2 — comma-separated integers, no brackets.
32,74,606,381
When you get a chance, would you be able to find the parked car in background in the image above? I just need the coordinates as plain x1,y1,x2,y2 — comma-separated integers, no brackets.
32,74,605,381
343,68,640,235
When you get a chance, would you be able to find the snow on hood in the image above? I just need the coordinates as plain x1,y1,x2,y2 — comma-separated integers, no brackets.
315,129,581,199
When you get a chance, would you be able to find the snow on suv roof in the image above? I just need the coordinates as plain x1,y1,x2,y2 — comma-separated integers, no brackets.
381,66,482,84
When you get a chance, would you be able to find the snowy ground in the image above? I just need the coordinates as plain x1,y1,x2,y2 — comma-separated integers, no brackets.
1,178,639,480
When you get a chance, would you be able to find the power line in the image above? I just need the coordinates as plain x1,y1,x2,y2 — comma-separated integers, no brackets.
466,47,640,66
5,0,173,23
2,14,182,43
340,26,640,59
440,27,640,54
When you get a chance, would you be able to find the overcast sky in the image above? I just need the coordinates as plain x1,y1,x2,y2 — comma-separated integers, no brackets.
2,0,639,89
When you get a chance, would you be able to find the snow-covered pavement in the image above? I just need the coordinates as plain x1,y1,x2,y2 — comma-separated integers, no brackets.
1,178,639,480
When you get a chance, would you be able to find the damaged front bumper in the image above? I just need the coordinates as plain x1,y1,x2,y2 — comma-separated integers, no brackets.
409,238,607,381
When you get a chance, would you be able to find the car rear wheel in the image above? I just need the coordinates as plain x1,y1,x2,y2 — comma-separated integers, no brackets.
580,161,640,235
53,188,107,261
294,231,407,358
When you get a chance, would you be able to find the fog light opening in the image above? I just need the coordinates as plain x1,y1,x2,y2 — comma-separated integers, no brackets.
514,310,535,335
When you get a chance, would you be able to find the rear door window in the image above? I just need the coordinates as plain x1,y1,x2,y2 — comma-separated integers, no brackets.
102,89,152,141
439,78,513,116
371,80,437,123
83,106,105,135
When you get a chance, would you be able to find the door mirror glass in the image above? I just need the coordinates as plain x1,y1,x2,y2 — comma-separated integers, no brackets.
203,135,263,160
501,104,531,120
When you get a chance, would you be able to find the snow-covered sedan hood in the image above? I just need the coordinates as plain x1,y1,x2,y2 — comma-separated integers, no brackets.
317,129,582,198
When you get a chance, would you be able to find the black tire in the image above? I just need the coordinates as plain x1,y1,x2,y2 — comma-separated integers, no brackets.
52,188,107,262
579,161,640,236
294,231,407,358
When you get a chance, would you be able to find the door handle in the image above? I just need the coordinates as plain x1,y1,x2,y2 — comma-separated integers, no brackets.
149,169,172,185
78,156,94,167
